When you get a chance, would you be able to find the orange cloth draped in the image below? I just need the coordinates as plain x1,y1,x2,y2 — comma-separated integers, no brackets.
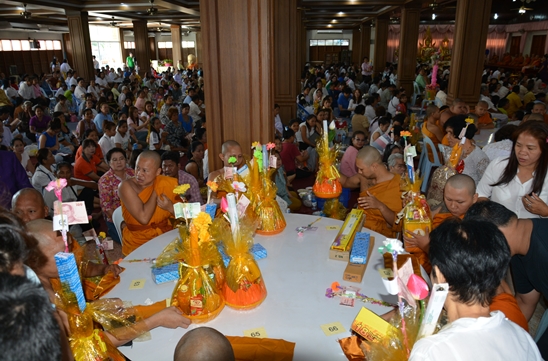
422,122,442,162
478,113,493,125
441,133,449,146
406,213,462,274
133,300,167,319
491,293,529,332
121,175,179,256
226,336,295,361
359,174,402,238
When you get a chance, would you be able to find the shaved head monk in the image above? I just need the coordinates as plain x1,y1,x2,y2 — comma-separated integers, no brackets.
403,175,528,331
341,146,403,238
174,327,235,361
12,188,50,222
119,150,179,256
440,99,470,145
208,140,246,182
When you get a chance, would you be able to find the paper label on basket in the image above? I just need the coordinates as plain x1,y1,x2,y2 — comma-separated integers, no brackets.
326,225,340,230
129,279,146,290
165,298,171,307
382,276,399,295
320,322,346,336
53,201,89,225
102,240,113,250
379,268,394,278
224,166,234,179
243,327,268,338
237,164,249,178
407,146,417,157
52,214,69,231
340,297,355,307
269,155,277,168
174,202,201,219
237,194,250,218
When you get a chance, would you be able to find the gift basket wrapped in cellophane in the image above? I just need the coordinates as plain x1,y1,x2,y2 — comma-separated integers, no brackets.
171,212,226,323
323,198,347,220
313,121,342,199
248,142,286,235
401,174,431,238
210,194,267,310
53,281,149,361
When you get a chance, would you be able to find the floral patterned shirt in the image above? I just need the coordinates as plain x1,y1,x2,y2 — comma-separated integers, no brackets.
165,120,186,148
98,168,135,222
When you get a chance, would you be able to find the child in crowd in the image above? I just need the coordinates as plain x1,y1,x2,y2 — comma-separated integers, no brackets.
475,100,495,129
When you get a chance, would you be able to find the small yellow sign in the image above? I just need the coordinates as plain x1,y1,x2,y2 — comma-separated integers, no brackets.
166,298,171,307
243,327,268,338
320,322,346,336
378,268,394,279
129,279,146,290
326,225,340,230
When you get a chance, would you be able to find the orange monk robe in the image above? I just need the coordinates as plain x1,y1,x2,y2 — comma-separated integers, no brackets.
359,174,402,238
422,122,442,162
477,113,493,126
406,213,463,274
501,54,512,65
122,175,179,256
441,133,449,146
491,293,529,331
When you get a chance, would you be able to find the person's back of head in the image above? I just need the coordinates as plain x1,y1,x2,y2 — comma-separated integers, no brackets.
464,200,517,227
429,219,510,307
354,104,365,115
512,85,520,94
0,274,62,361
173,327,234,361
527,113,544,122
494,124,518,142
426,104,439,119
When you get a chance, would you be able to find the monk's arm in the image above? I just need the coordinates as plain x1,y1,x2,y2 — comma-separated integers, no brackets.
516,290,541,321
119,180,158,225
378,202,397,229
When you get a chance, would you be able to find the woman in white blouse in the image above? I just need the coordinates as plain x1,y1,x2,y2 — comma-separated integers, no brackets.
477,121,548,218
32,148,56,193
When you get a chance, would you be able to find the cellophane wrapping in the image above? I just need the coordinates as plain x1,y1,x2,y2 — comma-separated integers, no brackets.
402,174,432,238
210,216,267,310
154,234,186,269
171,213,226,323
313,135,342,199
323,198,347,220
426,142,464,209
217,161,259,223
255,165,286,235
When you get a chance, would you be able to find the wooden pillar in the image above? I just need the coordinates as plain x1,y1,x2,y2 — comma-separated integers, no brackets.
447,0,493,106
397,1,422,96
171,25,183,70
352,27,361,65
296,9,307,83
373,16,389,74
361,22,371,60
200,0,274,171
195,31,203,69
132,20,151,76
65,11,94,81
273,0,298,122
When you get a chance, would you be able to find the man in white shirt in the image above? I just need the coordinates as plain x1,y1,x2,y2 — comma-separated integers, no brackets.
410,219,542,361
67,72,78,88
59,59,72,76
96,72,109,90
490,67,502,81
188,95,204,125
74,78,87,101
435,83,447,106
18,78,36,102
92,55,100,70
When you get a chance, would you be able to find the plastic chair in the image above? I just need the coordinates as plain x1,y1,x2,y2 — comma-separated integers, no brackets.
297,103,311,122
411,81,421,107
419,135,442,193
112,206,124,245
535,309,548,342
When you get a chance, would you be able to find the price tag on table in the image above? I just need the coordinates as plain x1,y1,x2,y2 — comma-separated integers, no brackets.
326,225,340,231
320,322,346,336
129,279,146,290
379,268,394,279
243,327,268,338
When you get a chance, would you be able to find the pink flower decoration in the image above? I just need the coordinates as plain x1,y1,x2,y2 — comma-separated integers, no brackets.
232,181,247,193
220,197,229,213
45,178,67,201
266,142,275,151
407,274,429,300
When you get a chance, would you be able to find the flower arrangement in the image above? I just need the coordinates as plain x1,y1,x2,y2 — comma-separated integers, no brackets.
45,178,69,251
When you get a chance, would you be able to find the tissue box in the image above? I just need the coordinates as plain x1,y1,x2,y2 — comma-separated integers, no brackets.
54,252,86,312
151,263,180,284
218,245,230,267
217,243,267,267
350,232,371,264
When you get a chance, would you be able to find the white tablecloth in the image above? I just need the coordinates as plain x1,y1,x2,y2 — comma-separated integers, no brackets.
474,128,497,148
107,214,396,361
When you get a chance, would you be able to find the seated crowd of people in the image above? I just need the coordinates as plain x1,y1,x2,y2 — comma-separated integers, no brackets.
1,54,548,360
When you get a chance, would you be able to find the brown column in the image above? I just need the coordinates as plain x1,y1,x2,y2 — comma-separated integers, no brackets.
195,31,203,69
65,11,94,81
200,0,274,171
171,25,183,70
352,27,361,65
361,22,371,60
397,1,422,96
296,9,307,82
446,0,493,106
132,20,151,76
273,0,298,123
373,16,389,74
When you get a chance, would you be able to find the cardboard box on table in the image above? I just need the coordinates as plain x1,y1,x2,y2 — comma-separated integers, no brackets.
343,233,375,283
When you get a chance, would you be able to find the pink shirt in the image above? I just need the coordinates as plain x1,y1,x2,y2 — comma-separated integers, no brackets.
340,146,358,177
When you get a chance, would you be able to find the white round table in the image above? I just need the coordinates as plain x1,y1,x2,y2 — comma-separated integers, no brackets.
107,214,396,361
474,128,497,148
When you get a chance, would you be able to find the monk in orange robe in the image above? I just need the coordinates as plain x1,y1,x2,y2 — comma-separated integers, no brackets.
475,100,495,129
119,151,179,256
404,174,528,330
341,146,403,238
422,105,444,162
500,53,512,65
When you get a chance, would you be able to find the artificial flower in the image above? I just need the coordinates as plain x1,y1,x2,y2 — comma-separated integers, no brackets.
98,232,106,239
251,141,261,149
400,131,412,138
378,238,404,255
206,181,219,192
329,120,336,130
266,142,275,151
173,184,191,195
465,117,474,124
407,274,429,300
45,178,67,200
228,156,237,165
193,212,213,243
232,181,247,193
220,197,229,213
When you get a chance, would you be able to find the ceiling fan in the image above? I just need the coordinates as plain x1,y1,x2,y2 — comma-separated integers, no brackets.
20,3,31,19
147,0,158,16
109,17,119,26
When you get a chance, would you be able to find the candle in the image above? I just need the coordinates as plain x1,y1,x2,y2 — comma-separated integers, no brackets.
262,144,268,170
323,120,328,140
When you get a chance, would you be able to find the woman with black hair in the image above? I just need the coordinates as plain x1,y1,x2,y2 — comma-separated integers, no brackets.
31,148,56,192
185,141,206,188
478,121,548,218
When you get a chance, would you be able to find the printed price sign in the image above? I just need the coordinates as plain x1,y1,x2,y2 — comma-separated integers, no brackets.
320,322,346,336
326,225,340,231
129,279,146,290
378,268,394,279
243,327,267,339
